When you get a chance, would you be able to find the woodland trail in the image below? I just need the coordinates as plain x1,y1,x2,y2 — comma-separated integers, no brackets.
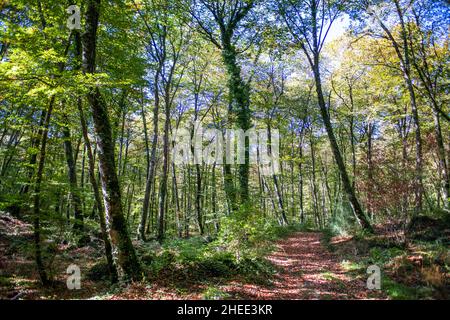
221,232,385,300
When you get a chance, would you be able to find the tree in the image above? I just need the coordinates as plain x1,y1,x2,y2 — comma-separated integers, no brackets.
82,0,141,281
189,0,256,208
278,0,373,231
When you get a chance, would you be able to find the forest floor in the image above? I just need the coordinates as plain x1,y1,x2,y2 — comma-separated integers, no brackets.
0,212,448,300
217,232,386,299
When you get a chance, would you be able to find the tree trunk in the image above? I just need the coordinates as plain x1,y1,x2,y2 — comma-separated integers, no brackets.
139,70,161,241
32,96,55,286
195,163,204,235
157,95,170,242
221,37,251,206
312,63,373,232
432,110,449,209
299,134,305,223
82,0,141,281
62,118,84,234
78,99,117,282
268,125,288,225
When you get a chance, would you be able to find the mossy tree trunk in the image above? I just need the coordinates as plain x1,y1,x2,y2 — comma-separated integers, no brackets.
82,0,141,281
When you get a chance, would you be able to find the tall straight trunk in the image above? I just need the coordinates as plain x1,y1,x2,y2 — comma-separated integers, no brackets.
298,134,305,223
349,85,357,189
222,128,236,213
82,0,140,281
312,63,372,232
30,11,73,282
185,166,192,237
399,112,410,216
374,1,423,214
147,179,157,235
170,119,182,237
21,110,47,195
32,96,55,285
62,119,84,233
120,128,130,179
319,156,333,219
221,37,251,206
405,77,423,214
190,120,204,234
262,175,277,220
80,144,86,215
117,92,128,178
201,165,209,225
157,96,170,242
290,137,296,217
139,71,161,240
211,162,219,233
172,161,182,237
268,125,288,225
78,99,117,282
195,163,204,235
73,27,117,280
295,0,373,232
256,145,266,216
366,122,375,220
394,0,424,214
309,130,320,226
432,110,449,209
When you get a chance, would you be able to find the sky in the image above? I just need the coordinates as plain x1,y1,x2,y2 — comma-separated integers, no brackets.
325,14,351,44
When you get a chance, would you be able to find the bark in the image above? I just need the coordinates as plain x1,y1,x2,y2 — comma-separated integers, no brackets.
432,110,449,209
62,119,84,234
348,85,357,189
78,100,117,281
195,163,204,235
82,0,141,281
309,130,320,226
195,1,254,207
29,7,73,283
21,110,47,195
70,25,117,280
366,122,375,220
117,91,128,178
157,93,170,242
374,1,424,214
298,134,305,224
221,39,251,205
211,162,220,233
312,64,372,231
268,125,288,225
139,69,161,241
172,161,182,237
284,0,373,232
32,96,55,286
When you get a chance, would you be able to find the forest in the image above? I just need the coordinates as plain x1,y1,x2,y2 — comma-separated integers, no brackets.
0,0,449,301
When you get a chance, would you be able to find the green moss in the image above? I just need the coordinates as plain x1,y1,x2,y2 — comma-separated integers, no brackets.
382,276,420,300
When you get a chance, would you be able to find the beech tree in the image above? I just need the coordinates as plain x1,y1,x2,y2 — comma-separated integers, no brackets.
278,0,373,231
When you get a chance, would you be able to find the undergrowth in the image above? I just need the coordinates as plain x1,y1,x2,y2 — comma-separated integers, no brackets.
323,211,449,300
128,207,306,290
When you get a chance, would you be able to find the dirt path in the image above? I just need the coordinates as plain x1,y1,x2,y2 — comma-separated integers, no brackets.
222,232,385,300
